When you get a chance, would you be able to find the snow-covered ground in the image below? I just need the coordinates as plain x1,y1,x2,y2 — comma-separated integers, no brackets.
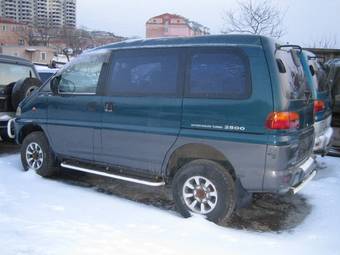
0,151,340,255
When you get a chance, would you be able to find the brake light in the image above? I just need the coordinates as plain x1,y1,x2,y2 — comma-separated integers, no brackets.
314,100,325,113
266,112,300,130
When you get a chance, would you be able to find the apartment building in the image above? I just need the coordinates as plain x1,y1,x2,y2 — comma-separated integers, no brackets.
146,13,210,38
0,0,76,27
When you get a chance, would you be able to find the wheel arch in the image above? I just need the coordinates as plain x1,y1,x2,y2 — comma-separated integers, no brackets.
164,143,236,181
18,123,46,144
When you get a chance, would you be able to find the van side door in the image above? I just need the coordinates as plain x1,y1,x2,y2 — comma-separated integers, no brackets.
97,48,184,176
47,50,110,161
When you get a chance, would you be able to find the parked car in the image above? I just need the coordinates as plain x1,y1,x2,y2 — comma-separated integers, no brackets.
325,59,340,155
0,55,42,142
298,50,333,155
35,65,58,83
13,35,316,223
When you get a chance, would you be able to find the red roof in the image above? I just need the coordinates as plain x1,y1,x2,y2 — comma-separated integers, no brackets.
147,13,186,24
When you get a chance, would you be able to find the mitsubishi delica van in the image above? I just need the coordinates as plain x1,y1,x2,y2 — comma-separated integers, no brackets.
13,35,316,223
299,50,333,155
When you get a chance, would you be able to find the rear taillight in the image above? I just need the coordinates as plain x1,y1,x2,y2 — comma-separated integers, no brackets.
314,100,325,113
266,112,300,130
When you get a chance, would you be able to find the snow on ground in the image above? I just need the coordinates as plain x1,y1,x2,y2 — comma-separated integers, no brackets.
0,152,340,255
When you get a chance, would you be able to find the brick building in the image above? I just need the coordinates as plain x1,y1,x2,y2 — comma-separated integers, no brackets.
146,13,210,38
0,17,29,46
0,45,56,64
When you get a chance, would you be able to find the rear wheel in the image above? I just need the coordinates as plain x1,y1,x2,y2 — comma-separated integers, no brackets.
21,131,59,177
172,160,236,224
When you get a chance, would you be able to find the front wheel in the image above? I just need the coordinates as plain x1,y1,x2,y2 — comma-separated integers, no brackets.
21,131,59,177
172,160,236,224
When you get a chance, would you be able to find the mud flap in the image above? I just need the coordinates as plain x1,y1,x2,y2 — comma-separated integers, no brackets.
235,179,252,209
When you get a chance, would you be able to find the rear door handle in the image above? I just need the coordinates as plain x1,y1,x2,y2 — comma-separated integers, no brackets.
104,102,115,112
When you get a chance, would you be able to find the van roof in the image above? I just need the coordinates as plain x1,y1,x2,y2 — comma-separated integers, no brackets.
95,34,269,51
0,54,33,66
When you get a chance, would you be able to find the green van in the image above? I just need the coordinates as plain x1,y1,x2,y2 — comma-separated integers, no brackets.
298,50,333,155
13,35,316,223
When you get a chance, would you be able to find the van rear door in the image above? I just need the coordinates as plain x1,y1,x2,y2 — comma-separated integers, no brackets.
275,49,315,163
276,49,314,130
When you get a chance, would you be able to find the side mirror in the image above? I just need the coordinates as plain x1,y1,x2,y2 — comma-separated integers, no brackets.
50,76,60,95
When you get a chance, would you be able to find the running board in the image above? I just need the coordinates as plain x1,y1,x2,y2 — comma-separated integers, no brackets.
60,162,165,187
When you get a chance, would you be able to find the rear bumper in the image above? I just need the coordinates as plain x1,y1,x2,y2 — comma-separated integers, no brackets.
314,116,333,155
263,155,316,194
314,127,333,155
289,159,316,194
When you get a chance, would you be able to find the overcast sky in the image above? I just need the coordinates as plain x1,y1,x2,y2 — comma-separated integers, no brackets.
77,0,340,48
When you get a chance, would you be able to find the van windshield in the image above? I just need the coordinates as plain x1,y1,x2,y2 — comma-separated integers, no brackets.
276,49,309,100
0,62,36,87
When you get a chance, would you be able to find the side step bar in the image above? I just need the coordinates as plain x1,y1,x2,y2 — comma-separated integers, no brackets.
61,163,166,187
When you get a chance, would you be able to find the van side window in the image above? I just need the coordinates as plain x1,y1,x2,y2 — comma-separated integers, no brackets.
58,50,110,94
186,49,251,99
108,49,179,96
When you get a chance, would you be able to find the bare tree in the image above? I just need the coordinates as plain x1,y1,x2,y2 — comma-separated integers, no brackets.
311,35,338,49
222,0,285,38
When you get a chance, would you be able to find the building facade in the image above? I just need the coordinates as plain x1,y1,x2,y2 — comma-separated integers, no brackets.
304,48,340,62
0,0,76,27
0,45,56,64
146,13,210,38
0,17,29,46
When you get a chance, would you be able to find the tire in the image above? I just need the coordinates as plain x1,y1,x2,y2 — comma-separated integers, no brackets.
172,159,236,224
21,131,59,177
0,128,14,143
11,78,42,110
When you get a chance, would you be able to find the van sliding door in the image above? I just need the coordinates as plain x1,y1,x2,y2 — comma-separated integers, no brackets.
97,48,184,176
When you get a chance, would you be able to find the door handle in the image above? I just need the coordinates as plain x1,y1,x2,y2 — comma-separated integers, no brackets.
104,102,116,112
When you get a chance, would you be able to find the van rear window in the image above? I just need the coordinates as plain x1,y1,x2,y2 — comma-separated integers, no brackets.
313,62,328,92
276,50,309,100
185,48,251,99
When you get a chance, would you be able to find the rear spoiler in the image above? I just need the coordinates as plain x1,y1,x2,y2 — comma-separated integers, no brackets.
276,45,302,53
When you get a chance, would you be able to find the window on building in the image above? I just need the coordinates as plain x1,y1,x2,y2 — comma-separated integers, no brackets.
2,25,7,32
186,48,251,99
18,39,25,46
108,49,179,96
41,52,47,61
